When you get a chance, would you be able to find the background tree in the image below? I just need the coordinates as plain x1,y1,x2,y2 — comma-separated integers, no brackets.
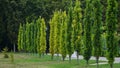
25,22,30,52
18,24,23,51
106,0,118,68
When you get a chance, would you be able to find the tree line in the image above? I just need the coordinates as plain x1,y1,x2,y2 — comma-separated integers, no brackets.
18,17,46,56
17,0,119,68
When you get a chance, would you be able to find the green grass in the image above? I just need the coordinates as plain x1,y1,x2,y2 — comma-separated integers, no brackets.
0,53,120,68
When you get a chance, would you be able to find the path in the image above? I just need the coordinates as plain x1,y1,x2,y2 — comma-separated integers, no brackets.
53,51,120,65
68,52,120,65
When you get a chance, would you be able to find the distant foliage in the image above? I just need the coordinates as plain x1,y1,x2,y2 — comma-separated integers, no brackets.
18,17,46,54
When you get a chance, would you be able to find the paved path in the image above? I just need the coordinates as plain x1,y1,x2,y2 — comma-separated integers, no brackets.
67,52,120,65
53,51,120,65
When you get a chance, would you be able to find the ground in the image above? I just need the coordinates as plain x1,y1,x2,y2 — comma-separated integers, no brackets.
0,52,120,68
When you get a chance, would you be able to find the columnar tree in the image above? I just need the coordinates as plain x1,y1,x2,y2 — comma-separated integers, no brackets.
36,18,41,56
25,22,30,52
83,0,93,65
33,22,37,53
18,24,23,51
92,0,102,68
30,23,34,52
22,24,26,51
40,18,46,56
66,0,74,62
53,11,60,57
49,19,55,60
106,0,118,68
72,0,82,63
59,11,67,61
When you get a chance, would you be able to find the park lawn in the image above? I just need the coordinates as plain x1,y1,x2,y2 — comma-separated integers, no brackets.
0,53,119,68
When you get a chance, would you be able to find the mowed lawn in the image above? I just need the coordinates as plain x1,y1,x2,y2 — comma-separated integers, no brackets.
0,53,120,68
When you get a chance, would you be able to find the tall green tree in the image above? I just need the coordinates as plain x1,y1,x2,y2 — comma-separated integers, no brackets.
49,19,55,60
40,18,46,56
66,0,74,63
36,18,41,56
59,11,68,61
92,0,102,68
106,0,118,68
83,0,93,65
22,24,27,51
53,11,61,57
72,0,82,63
18,24,23,51
25,22,30,52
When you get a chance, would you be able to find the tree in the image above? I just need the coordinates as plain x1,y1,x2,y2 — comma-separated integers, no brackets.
36,18,41,56
49,19,55,60
66,0,74,63
92,0,102,68
29,23,34,52
25,22,30,52
72,0,82,64
53,11,60,57
106,0,118,68
40,18,46,56
59,11,68,61
83,0,93,65
18,24,23,51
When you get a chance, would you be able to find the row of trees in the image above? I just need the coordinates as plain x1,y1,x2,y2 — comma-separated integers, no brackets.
17,0,119,68
49,0,119,68
18,17,46,56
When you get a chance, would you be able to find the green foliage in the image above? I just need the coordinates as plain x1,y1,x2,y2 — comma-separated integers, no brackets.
53,11,60,54
40,18,46,55
92,0,103,67
10,52,14,63
25,22,30,51
36,18,41,55
0,0,71,51
106,0,118,68
73,0,82,55
17,17,46,54
49,18,55,59
18,24,23,51
66,0,74,62
83,0,93,64
2,47,9,58
59,11,68,61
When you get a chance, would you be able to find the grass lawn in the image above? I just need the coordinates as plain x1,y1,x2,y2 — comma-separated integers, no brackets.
0,53,119,68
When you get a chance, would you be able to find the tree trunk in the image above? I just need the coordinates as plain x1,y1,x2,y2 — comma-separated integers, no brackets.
57,53,59,60
13,43,15,52
51,54,54,60
96,57,99,68
69,55,71,63
77,52,79,64
62,56,65,61
86,60,89,68
86,60,89,65
110,64,113,68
